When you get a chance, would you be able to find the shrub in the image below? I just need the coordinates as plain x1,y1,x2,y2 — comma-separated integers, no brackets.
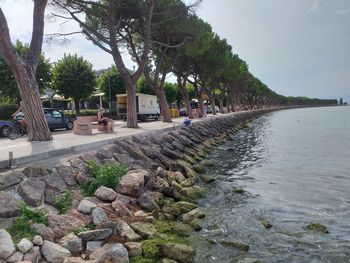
7,203,48,243
0,103,18,120
81,161,128,196
53,191,73,214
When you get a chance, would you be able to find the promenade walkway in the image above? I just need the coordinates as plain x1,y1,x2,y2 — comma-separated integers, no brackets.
0,116,207,170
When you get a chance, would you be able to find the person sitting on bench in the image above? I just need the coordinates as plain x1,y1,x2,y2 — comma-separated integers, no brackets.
97,108,113,132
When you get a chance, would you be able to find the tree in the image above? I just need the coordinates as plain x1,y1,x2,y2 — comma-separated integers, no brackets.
164,82,178,105
52,54,96,114
98,66,126,110
0,40,52,103
0,0,52,141
137,75,155,95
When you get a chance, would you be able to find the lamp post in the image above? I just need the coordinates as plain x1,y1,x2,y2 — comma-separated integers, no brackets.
108,76,112,117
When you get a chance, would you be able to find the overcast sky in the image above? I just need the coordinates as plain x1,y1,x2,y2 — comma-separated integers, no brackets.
1,0,349,101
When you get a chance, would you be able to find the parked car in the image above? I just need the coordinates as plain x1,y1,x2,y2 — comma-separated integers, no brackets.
179,108,187,116
0,120,13,137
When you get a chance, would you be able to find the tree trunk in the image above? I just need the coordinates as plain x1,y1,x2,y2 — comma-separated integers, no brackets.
14,64,52,141
156,88,172,123
125,80,138,128
219,98,224,113
210,96,217,115
198,95,204,117
75,100,80,115
177,76,192,118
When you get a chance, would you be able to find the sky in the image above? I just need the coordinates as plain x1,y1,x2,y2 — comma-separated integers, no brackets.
1,0,349,102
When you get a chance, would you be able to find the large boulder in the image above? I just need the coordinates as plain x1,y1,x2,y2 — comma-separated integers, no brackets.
86,241,103,254
0,229,15,260
95,186,117,201
17,238,33,253
48,214,85,239
182,208,206,224
115,220,141,242
40,172,67,192
22,164,48,178
31,223,55,241
117,169,149,197
56,165,77,186
77,228,112,241
41,240,72,263
18,178,46,206
58,233,83,255
23,246,41,263
6,251,24,262
0,191,20,218
137,192,160,212
114,193,137,205
92,207,108,225
0,170,24,190
160,243,195,263
77,199,97,214
111,200,133,217
89,243,129,263
130,222,157,239
124,242,142,257
173,201,197,214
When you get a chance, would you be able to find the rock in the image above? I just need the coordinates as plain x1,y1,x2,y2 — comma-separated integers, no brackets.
0,191,20,218
44,188,62,206
156,167,166,178
192,164,205,174
137,192,160,212
172,223,193,237
162,187,182,200
189,219,202,231
6,251,24,262
220,239,249,251
305,222,329,233
111,200,133,217
0,230,15,260
182,208,205,224
116,169,148,197
180,178,196,188
91,207,108,225
56,166,77,186
86,241,102,254
179,186,204,199
77,228,112,241
32,235,43,246
17,238,33,253
23,246,41,263
124,242,142,257
40,172,67,192
130,222,157,239
114,193,137,205
0,170,24,190
174,171,186,183
77,199,97,214
48,214,85,239
18,178,46,206
41,241,71,263
259,218,272,229
201,160,215,167
115,220,141,242
235,257,260,263
67,209,92,226
63,257,94,263
201,175,215,183
31,223,55,241
58,233,83,255
162,259,177,263
134,210,149,217
89,243,129,263
161,147,182,159
161,243,195,263
22,164,48,178
173,201,197,214
95,186,117,201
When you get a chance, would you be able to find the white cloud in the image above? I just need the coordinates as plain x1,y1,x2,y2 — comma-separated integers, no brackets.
308,0,328,13
336,9,350,15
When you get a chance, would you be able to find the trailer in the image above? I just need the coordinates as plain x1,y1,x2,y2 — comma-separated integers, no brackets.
116,93,160,121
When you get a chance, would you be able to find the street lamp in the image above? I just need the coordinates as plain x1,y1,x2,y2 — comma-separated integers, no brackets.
108,76,112,118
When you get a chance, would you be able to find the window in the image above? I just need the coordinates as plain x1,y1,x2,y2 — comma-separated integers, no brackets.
52,111,62,118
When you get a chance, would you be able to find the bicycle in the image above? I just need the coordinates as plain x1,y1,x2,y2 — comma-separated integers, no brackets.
8,120,27,140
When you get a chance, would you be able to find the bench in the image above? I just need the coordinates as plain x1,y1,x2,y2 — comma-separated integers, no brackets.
73,116,111,135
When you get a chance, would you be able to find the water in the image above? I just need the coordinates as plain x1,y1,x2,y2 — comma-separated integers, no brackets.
193,106,350,263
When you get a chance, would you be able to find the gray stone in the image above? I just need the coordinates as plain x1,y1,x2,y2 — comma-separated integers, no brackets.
56,166,77,186
173,201,197,214
6,251,24,262
179,186,204,199
0,170,24,190
116,169,147,197
22,164,48,178
156,167,166,178
58,233,83,255
44,188,62,206
115,220,141,242
137,192,160,212
48,214,85,239
89,243,129,263
63,257,94,263
31,223,55,241
41,240,71,263
130,222,157,239
161,243,195,263
124,242,142,257
18,178,45,207
0,229,15,260
17,238,33,253
220,239,249,251
111,200,133,217
0,191,20,218
182,208,205,224
32,235,43,246
77,228,112,241
162,258,178,263
77,199,97,214
86,241,102,254
23,246,41,263
114,193,137,205
94,186,117,201
91,207,108,225
40,172,67,192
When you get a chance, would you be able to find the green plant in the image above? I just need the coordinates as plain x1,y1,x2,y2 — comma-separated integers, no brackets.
54,191,73,214
7,203,48,243
73,223,96,235
81,161,128,196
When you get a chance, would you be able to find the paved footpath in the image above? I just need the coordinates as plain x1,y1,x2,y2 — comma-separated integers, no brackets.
0,115,213,170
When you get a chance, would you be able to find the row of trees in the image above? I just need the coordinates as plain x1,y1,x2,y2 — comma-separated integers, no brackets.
0,0,337,141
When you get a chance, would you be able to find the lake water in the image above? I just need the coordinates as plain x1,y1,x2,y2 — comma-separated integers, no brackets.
193,106,350,263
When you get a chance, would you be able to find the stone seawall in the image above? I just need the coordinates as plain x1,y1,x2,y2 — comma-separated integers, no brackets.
0,109,274,263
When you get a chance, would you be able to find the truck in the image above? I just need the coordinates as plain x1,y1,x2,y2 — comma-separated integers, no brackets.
116,93,160,121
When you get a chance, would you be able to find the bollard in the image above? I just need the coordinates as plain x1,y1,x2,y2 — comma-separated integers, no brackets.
8,151,13,168
173,123,176,130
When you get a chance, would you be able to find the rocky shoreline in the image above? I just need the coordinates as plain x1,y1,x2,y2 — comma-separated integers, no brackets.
0,109,274,263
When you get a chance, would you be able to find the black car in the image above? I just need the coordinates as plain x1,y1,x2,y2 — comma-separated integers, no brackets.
43,108,74,131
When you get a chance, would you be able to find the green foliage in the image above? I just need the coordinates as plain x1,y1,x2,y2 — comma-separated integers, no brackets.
52,53,96,102
164,82,178,104
0,40,52,103
53,191,73,214
0,103,18,120
7,203,48,243
82,161,128,196
97,65,126,102
137,76,155,95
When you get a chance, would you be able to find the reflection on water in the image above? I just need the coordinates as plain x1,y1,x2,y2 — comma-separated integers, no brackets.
193,106,350,263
